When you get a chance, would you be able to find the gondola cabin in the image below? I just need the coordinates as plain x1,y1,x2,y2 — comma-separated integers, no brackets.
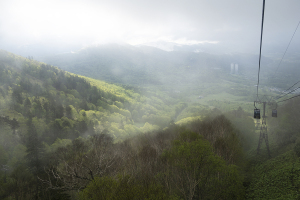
272,109,277,117
254,109,260,119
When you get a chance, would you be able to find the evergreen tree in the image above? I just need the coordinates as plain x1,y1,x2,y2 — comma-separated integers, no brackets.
55,104,65,119
23,97,32,116
76,120,88,135
43,101,51,123
33,98,44,118
11,87,23,105
11,118,19,135
25,117,44,200
66,105,73,119
0,88,6,97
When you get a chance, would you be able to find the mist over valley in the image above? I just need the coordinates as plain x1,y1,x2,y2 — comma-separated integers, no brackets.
0,0,300,199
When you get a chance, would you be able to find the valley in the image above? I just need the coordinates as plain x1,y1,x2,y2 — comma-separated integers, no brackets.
0,46,300,199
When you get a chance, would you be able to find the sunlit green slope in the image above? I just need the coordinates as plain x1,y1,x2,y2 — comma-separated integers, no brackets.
0,49,182,143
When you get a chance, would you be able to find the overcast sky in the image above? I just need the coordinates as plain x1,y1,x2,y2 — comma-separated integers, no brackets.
0,0,299,55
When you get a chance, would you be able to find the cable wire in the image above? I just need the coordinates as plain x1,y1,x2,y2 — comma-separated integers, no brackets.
276,86,300,100
274,80,300,99
272,20,300,79
256,0,266,101
277,94,300,103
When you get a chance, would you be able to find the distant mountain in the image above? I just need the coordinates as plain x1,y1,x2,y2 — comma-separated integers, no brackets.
41,43,300,91
41,44,263,87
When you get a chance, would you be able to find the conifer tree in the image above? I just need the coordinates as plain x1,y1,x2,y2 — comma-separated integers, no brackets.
25,116,44,200
11,87,23,105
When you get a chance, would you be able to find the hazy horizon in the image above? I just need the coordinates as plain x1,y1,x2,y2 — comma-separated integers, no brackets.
1,0,300,57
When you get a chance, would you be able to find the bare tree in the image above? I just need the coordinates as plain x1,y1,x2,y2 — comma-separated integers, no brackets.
41,134,121,191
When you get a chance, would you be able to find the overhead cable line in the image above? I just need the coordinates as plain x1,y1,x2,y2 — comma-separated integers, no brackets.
275,86,300,100
272,20,300,78
256,0,266,101
273,80,300,99
277,93,300,103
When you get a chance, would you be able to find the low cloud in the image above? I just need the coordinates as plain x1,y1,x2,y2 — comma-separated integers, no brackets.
0,0,299,55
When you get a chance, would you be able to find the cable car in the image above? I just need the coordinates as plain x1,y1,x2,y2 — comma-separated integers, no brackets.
254,109,260,119
272,109,277,117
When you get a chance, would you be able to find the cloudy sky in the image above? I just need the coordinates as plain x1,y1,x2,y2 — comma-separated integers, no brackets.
0,0,299,55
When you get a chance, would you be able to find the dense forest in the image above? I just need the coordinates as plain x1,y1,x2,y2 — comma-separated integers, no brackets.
0,49,300,199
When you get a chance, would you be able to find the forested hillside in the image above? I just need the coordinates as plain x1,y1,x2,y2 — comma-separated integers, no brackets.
1,49,300,199
0,50,187,140
0,50,247,199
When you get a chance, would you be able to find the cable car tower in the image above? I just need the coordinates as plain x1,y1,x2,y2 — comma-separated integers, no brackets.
254,95,277,158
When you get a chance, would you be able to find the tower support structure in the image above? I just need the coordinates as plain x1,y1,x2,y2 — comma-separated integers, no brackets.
255,101,271,158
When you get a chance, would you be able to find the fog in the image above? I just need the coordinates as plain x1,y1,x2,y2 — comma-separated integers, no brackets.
2,1,300,199
1,0,300,57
